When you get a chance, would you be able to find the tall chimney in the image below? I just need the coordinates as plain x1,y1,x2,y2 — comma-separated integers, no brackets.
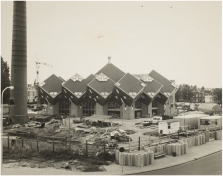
10,1,28,124
108,56,111,64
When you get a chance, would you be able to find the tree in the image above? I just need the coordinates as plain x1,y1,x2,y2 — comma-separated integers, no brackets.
175,88,181,102
201,86,205,92
180,84,191,102
1,57,10,103
213,88,222,105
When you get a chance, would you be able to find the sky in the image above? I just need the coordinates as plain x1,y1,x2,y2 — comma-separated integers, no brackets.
1,1,222,88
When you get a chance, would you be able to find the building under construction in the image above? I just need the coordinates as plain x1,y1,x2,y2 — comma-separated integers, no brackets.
38,57,178,120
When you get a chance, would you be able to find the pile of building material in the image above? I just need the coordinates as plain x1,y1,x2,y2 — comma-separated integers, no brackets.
115,150,154,167
144,142,188,156
205,130,222,140
179,134,205,147
164,142,188,156
144,145,164,153
215,131,222,140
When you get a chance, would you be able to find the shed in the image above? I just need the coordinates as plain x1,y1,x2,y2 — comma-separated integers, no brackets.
175,114,208,129
158,119,180,135
198,116,222,129
198,103,222,114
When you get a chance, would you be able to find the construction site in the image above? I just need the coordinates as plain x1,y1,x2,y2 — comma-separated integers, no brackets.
2,109,222,172
1,1,222,174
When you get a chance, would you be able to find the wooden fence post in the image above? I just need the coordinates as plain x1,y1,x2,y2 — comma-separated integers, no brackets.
129,137,131,152
37,138,39,152
104,143,106,155
86,140,88,157
53,138,54,152
138,137,140,151
22,137,23,148
149,134,151,146
169,131,171,142
8,135,9,150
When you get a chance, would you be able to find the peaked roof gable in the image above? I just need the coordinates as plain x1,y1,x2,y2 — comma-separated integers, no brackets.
96,63,125,82
40,74,63,94
149,70,175,94
63,74,95,94
116,73,145,99
88,74,115,97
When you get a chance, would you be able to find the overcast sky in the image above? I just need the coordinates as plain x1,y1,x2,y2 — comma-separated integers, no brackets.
1,1,222,88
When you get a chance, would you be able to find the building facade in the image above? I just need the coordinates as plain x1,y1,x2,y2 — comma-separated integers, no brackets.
27,84,38,103
190,90,205,103
38,58,178,119
205,95,214,103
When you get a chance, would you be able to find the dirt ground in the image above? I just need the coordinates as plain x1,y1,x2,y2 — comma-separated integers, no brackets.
2,111,206,174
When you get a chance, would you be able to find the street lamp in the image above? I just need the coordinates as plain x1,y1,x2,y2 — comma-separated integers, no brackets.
1,86,14,117
1,86,14,173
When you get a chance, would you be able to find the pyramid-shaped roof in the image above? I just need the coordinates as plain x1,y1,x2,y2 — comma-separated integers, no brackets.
39,74,64,96
96,63,125,82
63,74,95,95
149,70,176,96
116,73,145,99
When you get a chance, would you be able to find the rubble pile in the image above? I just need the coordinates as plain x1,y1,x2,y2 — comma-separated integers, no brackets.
83,119,120,127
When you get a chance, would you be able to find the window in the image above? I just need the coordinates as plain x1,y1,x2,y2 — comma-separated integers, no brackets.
148,92,155,98
82,101,95,116
135,100,142,108
96,73,109,82
152,101,158,107
108,101,120,109
71,74,83,82
39,82,45,87
59,100,69,115
74,92,82,98
129,92,137,98
101,92,109,98
200,119,210,125
50,92,58,98
141,75,153,82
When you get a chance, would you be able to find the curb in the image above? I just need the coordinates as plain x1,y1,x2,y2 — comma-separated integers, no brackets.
127,150,222,175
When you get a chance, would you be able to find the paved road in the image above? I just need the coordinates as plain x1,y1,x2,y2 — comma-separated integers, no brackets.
136,151,222,175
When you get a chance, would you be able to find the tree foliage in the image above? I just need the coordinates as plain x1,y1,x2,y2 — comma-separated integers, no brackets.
1,57,10,103
176,84,205,102
213,88,222,104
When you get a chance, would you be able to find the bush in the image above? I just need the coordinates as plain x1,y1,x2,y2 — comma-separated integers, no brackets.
97,151,115,161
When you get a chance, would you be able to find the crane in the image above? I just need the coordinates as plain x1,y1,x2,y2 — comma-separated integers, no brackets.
35,61,53,112
35,61,53,85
